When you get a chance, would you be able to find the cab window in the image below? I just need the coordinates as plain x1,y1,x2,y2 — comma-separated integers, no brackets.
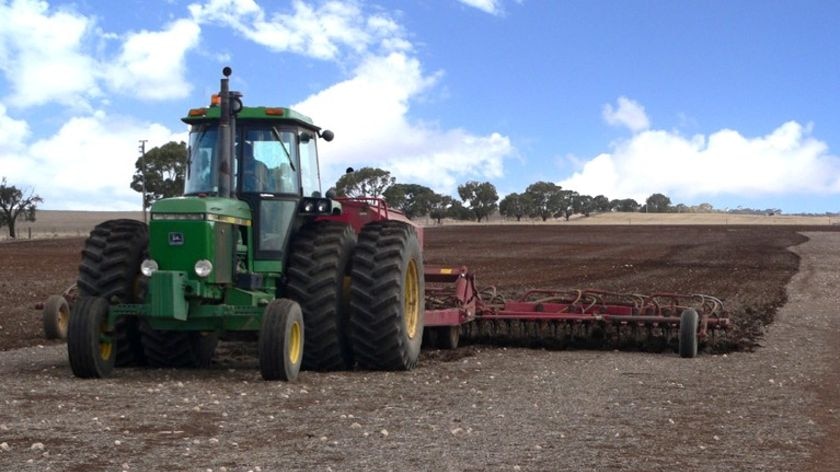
241,128,299,195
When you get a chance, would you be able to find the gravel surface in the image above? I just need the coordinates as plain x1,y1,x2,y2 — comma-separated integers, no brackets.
0,231,839,471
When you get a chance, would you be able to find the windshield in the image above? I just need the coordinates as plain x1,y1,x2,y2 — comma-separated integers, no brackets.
184,126,220,195
241,127,300,195
184,124,304,197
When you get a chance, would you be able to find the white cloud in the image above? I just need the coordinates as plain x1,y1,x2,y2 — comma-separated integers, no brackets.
0,104,31,178
457,0,503,15
559,119,840,204
295,53,511,193
0,0,99,106
105,19,201,100
602,96,650,133
189,0,514,194
189,0,408,60
2,111,185,210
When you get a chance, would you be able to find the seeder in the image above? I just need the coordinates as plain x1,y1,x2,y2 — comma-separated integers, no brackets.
422,266,730,358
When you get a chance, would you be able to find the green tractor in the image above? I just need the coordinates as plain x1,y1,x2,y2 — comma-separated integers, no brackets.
68,67,425,381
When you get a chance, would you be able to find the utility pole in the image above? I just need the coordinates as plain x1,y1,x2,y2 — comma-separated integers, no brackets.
138,139,148,224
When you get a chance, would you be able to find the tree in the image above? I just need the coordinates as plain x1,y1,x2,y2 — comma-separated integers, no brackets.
593,195,611,213
457,181,499,222
131,141,187,210
558,190,579,221
611,198,640,212
645,193,672,213
447,200,474,221
0,177,43,239
428,194,455,224
696,202,714,213
523,181,563,221
334,167,395,198
382,183,436,219
574,194,595,217
499,192,528,221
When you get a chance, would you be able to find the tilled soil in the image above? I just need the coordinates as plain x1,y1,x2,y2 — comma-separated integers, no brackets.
1,225,839,471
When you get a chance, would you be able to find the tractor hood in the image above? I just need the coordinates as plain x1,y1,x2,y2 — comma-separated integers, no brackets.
151,197,252,225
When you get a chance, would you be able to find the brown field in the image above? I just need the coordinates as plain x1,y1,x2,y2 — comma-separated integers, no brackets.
0,222,839,470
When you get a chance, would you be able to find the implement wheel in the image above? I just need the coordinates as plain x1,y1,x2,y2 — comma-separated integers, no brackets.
679,309,699,358
67,296,115,378
350,221,424,370
285,221,355,371
436,326,460,350
77,219,148,366
43,295,70,340
259,299,304,381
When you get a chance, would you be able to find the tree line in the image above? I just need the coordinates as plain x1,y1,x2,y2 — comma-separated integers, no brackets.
335,167,692,222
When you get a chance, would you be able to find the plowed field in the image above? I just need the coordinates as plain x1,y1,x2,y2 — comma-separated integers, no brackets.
1,224,839,471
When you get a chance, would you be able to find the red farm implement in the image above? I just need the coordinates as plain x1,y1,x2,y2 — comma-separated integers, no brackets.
423,266,730,358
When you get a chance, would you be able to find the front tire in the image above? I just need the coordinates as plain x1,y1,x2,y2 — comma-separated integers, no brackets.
67,296,115,378
259,299,304,381
350,221,424,370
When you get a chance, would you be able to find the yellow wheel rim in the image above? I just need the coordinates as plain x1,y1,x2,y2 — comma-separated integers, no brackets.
99,319,113,361
288,320,302,365
58,305,70,333
404,259,420,339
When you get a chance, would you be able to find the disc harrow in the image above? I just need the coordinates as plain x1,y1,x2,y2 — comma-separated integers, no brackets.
423,266,730,357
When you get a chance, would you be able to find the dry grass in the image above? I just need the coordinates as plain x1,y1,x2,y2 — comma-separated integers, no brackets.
2,210,834,240
1,210,144,240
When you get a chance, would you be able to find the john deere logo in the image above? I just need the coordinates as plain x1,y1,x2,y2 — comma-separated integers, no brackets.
168,232,185,246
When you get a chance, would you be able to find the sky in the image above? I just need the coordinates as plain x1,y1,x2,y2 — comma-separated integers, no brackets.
1,0,839,213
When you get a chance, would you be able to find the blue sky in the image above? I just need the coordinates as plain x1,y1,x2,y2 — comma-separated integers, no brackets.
1,0,839,213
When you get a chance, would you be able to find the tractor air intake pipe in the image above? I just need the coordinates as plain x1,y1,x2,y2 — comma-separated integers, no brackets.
217,66,234,198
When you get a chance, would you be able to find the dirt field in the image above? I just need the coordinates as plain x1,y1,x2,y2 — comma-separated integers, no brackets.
1,224,839,471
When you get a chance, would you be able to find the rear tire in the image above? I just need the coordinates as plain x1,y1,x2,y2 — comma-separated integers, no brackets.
679,309,699,358
138,323,218,368
285,221,355,371
350,221,424,370
259,299,304,381
67,296,115,378
77,219,148,366
43,295,70,340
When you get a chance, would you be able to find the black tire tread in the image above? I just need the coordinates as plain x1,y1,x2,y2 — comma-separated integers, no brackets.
679,309,699,358
67,296,114,378
76,219,148,366
259,298,304,381
139,322,218,368
285,221,355,371
349,221,424,370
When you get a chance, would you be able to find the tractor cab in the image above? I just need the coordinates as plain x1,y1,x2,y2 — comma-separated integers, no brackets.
178,72,335,274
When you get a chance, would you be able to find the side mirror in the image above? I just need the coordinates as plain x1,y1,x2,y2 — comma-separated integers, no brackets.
319,129,335,142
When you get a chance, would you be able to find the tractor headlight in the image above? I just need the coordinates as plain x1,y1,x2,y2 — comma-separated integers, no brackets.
300,197,332,214
194,259,213,278
140,259,159,276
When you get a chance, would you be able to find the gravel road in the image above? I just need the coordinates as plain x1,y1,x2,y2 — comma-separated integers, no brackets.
1,231,838,471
